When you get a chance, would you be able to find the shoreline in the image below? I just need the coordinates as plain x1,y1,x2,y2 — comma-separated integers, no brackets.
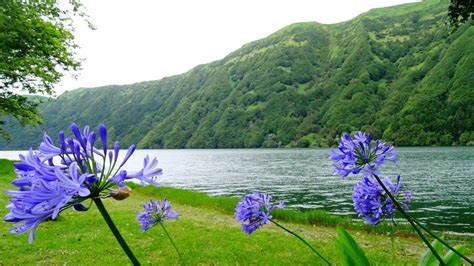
132,183,474,239
1,158,473,237
1,159,472,264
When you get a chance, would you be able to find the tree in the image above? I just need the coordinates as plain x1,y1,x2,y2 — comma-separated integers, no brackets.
448,0,474,27
0,0,92,139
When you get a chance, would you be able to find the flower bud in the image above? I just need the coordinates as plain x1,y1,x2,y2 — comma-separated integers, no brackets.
110,187,132,200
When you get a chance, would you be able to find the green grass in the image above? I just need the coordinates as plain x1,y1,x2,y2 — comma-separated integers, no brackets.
1,159,472,264
134,183,416,235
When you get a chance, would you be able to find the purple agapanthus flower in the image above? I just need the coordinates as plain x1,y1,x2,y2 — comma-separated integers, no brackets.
329,131,413,226
137,199,179,232
329,131,397,178
352,175,411,225
127,155,162,186
235,192,284,234
4,123,163,243
4,162,90,243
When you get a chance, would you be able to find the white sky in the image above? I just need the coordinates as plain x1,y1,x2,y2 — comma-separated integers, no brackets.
56,0,419,95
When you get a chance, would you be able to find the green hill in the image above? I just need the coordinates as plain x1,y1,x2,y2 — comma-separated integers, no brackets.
1,0,473,149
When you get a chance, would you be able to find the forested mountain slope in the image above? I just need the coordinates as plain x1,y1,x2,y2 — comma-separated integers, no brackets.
1,0,473,149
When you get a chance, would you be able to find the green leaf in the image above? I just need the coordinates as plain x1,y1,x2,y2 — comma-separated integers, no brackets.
443,245,464,266
334,227,370,266
334,238,353,266
418,239,444,266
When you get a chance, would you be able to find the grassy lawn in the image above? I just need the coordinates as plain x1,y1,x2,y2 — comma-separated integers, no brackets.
0,159,472,265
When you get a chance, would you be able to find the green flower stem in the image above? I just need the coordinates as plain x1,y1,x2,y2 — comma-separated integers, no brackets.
390,225,395,264
270,219,331,265
93,198,140,266
372,174,445,266
160,223,182,260
413,219,473,264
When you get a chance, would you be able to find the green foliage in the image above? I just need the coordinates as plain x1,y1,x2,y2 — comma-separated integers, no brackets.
334,227,370,266
1,0,473,149
418,239,465,266
0,0,91,139
448,0,474,27
419,239,445,266
443,245,464,265
0,158,14,174
0,95,41,140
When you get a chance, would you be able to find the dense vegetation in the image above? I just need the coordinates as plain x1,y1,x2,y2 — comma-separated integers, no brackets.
1,0,473,149
0,0,91,140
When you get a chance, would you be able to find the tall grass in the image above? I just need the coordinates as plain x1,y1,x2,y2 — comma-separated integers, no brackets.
0,158,14,175
131,183,415,235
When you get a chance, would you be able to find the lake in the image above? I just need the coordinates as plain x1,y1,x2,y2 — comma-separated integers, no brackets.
1,147,473,235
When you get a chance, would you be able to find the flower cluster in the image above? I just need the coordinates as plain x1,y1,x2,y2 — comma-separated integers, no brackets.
329,131,397,178
4,123,163,243
137,198,179,232
353,175,412,225
330,131,411,225
235,192,284,234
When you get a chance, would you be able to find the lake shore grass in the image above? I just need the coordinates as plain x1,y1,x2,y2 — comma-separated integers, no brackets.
133,183,419,235
1,159,472,264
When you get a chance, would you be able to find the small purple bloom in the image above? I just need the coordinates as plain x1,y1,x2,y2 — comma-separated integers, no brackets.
354,131,369,143
119,144,136,167
114,141,120,164
108,151,114,164
72,203,89,211
127,155,162,186
70,123,84,148
58,131,66,152
88,132,96,150
98,123,107,155
235,192,284,234
137,199,179,232
352,175,411,225
13,149,57,188
54,163,91,197
38,133,62,161
329,131,397,178
65,137,75,153
109,170,127,188
83,126,90,141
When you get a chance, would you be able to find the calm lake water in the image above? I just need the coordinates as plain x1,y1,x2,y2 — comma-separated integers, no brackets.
1,147,473,235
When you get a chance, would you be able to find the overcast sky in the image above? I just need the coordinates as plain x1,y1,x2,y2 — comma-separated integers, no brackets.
56,0,419,95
